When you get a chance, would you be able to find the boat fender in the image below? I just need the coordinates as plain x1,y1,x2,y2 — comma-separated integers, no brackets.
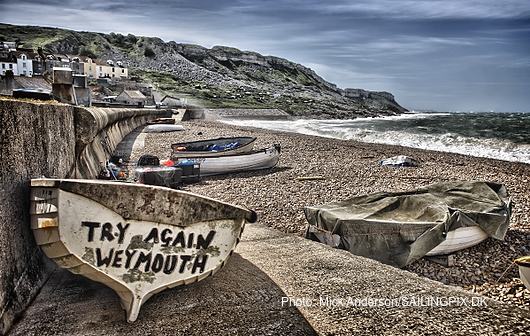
162,159,175,166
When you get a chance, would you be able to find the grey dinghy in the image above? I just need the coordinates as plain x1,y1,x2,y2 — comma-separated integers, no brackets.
171,136,257,158
305,181,511,268
174,144,281,176
30,178,257,322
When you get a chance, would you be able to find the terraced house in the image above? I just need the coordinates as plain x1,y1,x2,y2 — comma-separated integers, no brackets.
0,41,128,79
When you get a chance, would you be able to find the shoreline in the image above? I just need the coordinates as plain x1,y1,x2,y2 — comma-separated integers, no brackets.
214,112,530,165
135,118,530,309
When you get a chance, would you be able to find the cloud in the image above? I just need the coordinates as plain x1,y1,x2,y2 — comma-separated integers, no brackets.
308,0,530,19
1,0,530,111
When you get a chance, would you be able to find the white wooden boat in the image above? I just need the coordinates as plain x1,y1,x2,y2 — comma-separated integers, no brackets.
30,178,257,322
515,256,530,290
175,144,280,176
145,124,185,132
312,226,491,256
171,137,257,158
425,226,490,256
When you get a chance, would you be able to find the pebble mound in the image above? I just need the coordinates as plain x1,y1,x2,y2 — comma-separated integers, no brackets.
128,118,530,310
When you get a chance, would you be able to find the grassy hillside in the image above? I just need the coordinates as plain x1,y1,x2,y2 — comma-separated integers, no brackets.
0,23,407,117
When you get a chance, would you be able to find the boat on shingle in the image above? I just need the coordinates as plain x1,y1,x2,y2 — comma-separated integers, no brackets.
515,256,530,290
30,178,256,322
171,136,257,158
304,181,511,268
174,144,280,176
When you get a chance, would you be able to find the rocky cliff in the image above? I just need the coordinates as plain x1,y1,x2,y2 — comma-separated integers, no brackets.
1,24,408,118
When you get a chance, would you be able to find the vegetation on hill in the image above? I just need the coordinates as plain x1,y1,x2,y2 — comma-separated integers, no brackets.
0,23,408,118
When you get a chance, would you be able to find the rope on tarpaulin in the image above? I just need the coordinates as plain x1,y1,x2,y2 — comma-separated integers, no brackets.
307,223,436,238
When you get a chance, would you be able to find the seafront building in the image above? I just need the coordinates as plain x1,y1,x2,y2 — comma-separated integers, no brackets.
0,41,128,79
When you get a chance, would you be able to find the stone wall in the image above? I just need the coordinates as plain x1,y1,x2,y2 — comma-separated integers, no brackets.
0,99,167,334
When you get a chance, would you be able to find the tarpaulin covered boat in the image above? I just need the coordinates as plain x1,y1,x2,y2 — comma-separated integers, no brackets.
171,136,257,158
30,179,257,322
304,181,511,268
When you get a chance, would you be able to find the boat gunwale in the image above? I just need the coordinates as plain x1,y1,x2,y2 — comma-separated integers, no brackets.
175,144,280,160
171,136,257,152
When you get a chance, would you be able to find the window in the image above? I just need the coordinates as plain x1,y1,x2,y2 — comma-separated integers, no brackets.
23,63,26,68
2,64,4,69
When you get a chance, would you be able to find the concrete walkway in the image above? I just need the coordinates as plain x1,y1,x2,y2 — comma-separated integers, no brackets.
6,222,530,335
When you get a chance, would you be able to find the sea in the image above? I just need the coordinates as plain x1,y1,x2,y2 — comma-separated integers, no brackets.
220,111,530,164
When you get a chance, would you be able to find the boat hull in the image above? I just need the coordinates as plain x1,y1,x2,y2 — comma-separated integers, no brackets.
425,226,489,256
145,124,184,132
520,265,530,290
515,257,530,290
30,179,256,322
171,137,257,158
175,145,280,176
312,226,490,256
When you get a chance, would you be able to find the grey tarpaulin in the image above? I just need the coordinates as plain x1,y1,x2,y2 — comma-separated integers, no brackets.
304,181,511,268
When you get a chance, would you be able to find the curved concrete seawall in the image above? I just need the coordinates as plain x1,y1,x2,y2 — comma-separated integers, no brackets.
0,99,167,334
73,106,167,179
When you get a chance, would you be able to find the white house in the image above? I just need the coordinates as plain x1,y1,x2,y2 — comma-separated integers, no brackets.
13,51,34,77
0,56,17,76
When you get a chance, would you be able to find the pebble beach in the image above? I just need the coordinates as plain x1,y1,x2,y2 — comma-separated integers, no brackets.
126,117,530,310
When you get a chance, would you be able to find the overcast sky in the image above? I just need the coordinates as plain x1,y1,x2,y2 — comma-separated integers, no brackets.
1,0,530,112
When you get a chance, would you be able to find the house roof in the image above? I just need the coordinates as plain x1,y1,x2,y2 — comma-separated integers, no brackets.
0,56,15,63
121,90,146,99
161,95,181,104
12,50,39,60
66,55,94,63
14,76,52,90
152,91,163,103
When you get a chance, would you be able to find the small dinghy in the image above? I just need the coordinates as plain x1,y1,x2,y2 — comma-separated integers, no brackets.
145,124,185,132
147,118,176,125
30,178,256,322
305,181,511,268
171,137,257,158
174,144,280,176
515,256,530,290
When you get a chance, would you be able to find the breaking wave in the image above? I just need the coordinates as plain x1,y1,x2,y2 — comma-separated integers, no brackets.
220,112,530,164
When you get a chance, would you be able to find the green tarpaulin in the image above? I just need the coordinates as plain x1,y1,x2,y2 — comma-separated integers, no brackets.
304,181,511,268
